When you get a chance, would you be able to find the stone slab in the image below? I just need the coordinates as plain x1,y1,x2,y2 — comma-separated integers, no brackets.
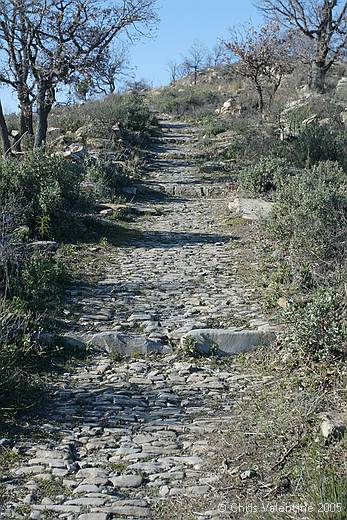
181,329,276,356
228,197,273,221
87,331,172,357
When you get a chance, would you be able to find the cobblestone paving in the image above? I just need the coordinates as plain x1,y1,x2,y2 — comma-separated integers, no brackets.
1,121,272,519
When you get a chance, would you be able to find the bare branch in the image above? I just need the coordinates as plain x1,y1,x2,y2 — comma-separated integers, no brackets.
257,0,347,91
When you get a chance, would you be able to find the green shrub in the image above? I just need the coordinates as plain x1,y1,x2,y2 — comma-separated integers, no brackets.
13,254,69,312
50,92,158,137
154,87,220,117
219,117,277,161
219,134,248,161
268,161,347,273
200,116,232,138
290,123,346,169
0,289,82,413
239,156,290,195
115,93,157,132
0,300,42,411
0,151,84,238
85,158,129,200
280,289,346,360
0,201,29,296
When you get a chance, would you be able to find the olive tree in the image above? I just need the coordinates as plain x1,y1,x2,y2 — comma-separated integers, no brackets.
258,0,347,92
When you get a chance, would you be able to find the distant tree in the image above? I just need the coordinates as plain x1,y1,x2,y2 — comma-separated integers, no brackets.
258,0,347,93
207,41,226,67
167,60,184,85
125,78,152,92
225,22,294,113
92,46,131,95
0,0,157,148
71,46,131,100
182,41,208,85
73,77,94,102
286,28,316,82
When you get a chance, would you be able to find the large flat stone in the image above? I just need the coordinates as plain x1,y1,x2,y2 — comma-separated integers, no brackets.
78,514,109,520
181,329,276,356
110,474,143,488
87,331,171,357
228,197,273,221
37,332,87,353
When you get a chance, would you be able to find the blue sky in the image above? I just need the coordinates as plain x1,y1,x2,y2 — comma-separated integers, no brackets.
130,0,260,85
1,0,260,113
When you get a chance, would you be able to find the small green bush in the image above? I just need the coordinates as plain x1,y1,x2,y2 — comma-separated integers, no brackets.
0,201,28,296
85,158,129,200
0,151,84,238
239,156,290,195
219,117,277,161
154,87,220,117
0,300,42,410
200,117,232,138
290,123,346,169
13,254,69,312
50,92,158,137
280,289,346,360
115,93,157,132
268,161,347,273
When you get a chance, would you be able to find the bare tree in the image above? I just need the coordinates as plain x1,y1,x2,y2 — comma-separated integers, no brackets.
258,0,347,92
33,0,157,146
167,60,183,85
0,0,36,138
225,22,293,113
286,28,316,83
72,46,131,100
0,0,157,148
124,78,152,92
207,41,226,67
92,46,131,95
182,41,208,85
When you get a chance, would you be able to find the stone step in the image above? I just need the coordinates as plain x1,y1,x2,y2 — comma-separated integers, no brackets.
146,183,227,199
120,182,226,200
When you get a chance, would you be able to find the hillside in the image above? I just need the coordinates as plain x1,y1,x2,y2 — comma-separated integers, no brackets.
0,56,346,520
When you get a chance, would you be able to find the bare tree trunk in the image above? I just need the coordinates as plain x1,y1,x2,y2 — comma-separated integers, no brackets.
255,81,264,113
35,104,49,147
309,61,327,93
109,77,116,93
269,75,282,109
0,100,11,156
18,87,34,137
19,104,34,136
309,6,331,94
35,81,54,147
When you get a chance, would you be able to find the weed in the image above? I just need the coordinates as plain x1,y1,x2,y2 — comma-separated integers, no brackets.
36,478,70,498
108,461,128,472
